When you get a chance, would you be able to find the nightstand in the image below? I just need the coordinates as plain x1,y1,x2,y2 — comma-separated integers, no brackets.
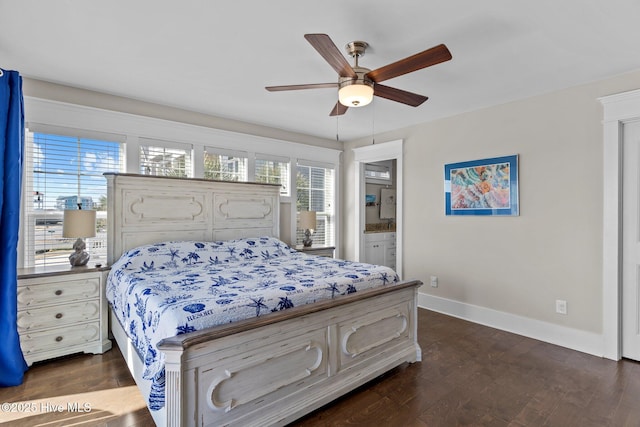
295,245,336,258
17,264,112,365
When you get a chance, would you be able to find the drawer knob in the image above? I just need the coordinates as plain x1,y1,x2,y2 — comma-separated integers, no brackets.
54,290,63,296
55,313,63,319
55,336,63,342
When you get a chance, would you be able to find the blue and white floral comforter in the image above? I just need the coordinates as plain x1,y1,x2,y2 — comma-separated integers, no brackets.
106,236,399,410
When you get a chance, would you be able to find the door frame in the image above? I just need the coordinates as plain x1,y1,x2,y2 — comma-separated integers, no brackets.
601,88,640,360
353,139,403,278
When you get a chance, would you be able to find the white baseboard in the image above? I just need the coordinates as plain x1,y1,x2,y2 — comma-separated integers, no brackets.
419,292,606,358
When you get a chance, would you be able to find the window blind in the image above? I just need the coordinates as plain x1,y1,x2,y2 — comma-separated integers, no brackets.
204,148,248,182
296,163,335,246
23,130,123,267
139,138,192,177
255,155,290,196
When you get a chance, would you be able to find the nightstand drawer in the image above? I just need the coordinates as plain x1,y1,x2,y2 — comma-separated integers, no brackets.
19,322,101,356
18,300,100,332
18,276,100,308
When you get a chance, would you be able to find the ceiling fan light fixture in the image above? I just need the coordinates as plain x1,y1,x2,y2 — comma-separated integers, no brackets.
338,79,374,107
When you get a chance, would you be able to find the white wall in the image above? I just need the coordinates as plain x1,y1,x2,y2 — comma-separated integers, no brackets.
344,69,640,355
25,70,640,355
23,78,341,151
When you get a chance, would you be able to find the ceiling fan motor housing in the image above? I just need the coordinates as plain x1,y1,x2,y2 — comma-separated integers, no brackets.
345,40,369,59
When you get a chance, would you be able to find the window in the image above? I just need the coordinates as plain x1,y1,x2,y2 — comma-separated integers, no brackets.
23,130,123,267
204,148,248,182
255,155,289,196
296,163,335,246
139,139,192,177
24,99,343,267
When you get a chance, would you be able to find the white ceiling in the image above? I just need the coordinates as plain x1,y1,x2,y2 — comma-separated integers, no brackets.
2,0,640,141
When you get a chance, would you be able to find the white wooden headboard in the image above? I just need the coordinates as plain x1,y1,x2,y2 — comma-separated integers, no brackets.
105,173,281,265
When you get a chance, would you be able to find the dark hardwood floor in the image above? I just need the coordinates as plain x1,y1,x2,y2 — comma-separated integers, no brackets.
2,309,640,426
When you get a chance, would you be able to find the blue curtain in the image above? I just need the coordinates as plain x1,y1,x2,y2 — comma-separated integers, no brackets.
0,69,28,386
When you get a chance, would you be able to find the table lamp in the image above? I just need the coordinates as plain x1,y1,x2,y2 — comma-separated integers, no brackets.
63,208,96,266
300,210,317,247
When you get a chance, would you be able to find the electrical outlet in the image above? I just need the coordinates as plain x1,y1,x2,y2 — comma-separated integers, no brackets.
430,276,438,288
556,299,567,315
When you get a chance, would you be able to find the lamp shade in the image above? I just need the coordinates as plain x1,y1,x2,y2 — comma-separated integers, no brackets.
299,210,317,230
338,82,374,108
63,209,96,238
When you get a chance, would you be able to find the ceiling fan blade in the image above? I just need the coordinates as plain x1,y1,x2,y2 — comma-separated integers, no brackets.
304,34,357,78
374,84,428,106
329,102,348,116
266,83,338,92
366,44,452,83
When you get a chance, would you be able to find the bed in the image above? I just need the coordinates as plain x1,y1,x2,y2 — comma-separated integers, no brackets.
105,173,422,427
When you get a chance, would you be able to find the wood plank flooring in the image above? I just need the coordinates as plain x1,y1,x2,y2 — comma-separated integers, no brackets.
2,309,640,426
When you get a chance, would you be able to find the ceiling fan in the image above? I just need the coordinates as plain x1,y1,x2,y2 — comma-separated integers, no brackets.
265,33,452,116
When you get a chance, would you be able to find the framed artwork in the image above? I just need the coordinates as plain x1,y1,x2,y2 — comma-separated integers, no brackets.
444,155,519,216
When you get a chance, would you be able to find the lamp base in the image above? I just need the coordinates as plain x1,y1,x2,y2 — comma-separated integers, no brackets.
69,237,90,267
303,229,313,247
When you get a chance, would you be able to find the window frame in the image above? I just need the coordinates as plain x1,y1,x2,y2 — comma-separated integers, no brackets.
21,97,343,265
254,153,291,197
295,160,336,247
139,137,194,178
21,124,125,268
203,147,249,182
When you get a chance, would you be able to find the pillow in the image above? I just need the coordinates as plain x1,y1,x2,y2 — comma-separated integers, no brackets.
111,236,295,273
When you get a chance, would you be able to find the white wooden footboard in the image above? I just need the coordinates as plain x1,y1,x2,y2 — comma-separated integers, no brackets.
154,280,421,427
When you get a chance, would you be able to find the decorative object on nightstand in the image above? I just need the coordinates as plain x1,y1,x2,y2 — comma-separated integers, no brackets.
300,210,317,247
63,206,96,267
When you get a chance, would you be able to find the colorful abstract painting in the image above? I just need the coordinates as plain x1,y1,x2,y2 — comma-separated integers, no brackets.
444,155,519,216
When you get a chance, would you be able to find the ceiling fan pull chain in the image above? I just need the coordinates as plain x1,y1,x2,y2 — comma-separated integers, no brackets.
371,101,376,145
336,107,340,142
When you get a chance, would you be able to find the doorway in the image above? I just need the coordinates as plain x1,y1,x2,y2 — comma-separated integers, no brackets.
352,140,403,278
622,119,640,360
601,88,640,361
